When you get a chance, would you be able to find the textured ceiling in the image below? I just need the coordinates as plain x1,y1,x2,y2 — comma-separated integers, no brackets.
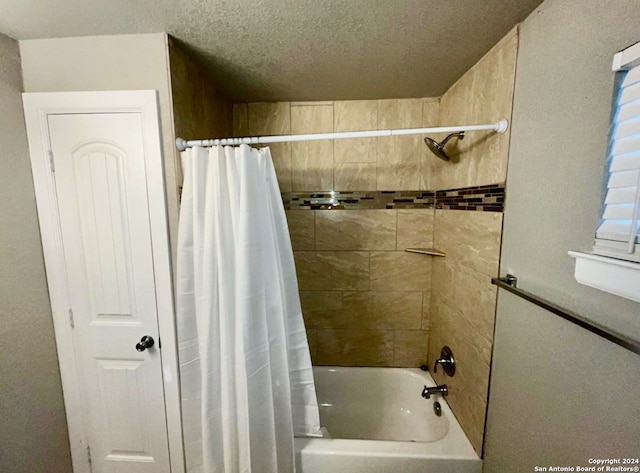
0,0,543,101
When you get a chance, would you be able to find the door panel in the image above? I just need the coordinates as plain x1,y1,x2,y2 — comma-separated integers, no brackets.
48,113,170,473
73,145,136,322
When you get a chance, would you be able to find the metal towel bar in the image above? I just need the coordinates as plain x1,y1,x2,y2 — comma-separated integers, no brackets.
492,275,640,355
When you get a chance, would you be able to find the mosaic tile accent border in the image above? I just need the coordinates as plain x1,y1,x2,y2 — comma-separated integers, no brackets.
283,183,505,212
283,191,435,210
436,184,505,212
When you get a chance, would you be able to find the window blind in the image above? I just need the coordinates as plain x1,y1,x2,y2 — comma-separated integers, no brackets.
594,61,640,262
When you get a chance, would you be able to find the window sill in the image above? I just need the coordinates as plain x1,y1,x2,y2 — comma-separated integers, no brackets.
568,251,640,303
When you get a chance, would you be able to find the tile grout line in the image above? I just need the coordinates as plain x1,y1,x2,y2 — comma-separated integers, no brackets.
395,208,399,251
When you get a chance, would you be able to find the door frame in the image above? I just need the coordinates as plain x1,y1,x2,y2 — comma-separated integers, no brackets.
23,91,184,473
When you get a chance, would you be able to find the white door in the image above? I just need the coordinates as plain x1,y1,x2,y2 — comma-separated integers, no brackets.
46,112,171,473
24,91,183,473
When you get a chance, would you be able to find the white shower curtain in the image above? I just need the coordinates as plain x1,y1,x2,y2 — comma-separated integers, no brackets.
177,145,322,473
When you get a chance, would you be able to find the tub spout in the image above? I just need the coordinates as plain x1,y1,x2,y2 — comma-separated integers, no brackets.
422,384,448,399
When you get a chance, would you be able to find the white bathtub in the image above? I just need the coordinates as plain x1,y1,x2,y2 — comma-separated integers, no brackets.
295,367,481,473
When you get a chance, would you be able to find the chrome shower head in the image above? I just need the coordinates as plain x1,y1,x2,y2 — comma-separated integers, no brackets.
424,137,450,161
424,132,465,161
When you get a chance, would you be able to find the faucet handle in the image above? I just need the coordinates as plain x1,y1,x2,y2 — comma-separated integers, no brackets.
434,357,453,373
433,346,455,377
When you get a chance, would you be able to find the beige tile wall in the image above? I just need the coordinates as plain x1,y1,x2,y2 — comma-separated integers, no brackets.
288,209,434,367
425,27,518,456
233,99,440,192
426,27,518,190
169,37,233,187
428,210,502,453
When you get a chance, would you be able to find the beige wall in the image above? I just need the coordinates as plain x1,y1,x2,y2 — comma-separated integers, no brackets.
485,0,640,471
233,99,440,192
20,33,181,272
0,33,73,473
494,5,640,340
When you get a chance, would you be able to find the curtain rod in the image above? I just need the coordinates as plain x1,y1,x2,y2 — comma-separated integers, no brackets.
175,119,509,151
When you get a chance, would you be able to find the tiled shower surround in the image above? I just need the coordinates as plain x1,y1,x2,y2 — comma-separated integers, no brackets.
286,183,505,369
287,207,434,367
237,26,517,455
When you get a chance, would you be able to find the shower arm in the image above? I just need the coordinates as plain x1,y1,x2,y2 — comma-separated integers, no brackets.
175,119,509,150
439,131,465,147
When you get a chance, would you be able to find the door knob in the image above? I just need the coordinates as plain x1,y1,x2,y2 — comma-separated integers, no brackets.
136,335,155,352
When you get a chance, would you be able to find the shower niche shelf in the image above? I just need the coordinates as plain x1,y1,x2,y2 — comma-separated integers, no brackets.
404,248,446,257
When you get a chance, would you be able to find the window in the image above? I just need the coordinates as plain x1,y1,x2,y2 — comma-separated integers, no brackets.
569,42,640,303
593,42,640,262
